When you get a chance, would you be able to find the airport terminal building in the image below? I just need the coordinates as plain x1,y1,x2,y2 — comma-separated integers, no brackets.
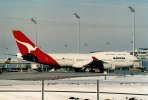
129,48,148,70
0,48,148,72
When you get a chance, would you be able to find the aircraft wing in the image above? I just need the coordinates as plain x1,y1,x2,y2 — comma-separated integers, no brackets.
72,56,114,69
72,60,93,68
90,56,114,69
72,56,104,68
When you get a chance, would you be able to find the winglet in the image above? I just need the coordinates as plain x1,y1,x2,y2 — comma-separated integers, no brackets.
92,56,99,61
5,58,11,64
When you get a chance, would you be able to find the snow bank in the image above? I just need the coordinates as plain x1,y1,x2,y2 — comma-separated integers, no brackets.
0,74,148,100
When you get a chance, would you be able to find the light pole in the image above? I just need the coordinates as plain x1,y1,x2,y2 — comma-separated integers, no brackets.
5,48,9,69
128,6,135,56
106,42,111,51
84,43,88,53
74,13,80,53
31,18,37,46
64,44,68,53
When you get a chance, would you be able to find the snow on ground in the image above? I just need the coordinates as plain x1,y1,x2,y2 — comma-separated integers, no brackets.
0,74,148,100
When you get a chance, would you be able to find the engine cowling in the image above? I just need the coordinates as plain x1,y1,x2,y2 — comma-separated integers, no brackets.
31,63,39,69
103,63,115,69
132,60,143,69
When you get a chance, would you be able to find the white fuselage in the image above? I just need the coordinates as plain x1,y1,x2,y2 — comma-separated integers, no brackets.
47,51,137,69
17,52,137,69
49,53,91,67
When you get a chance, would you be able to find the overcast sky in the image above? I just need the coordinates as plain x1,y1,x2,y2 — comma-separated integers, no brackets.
0,0,148,59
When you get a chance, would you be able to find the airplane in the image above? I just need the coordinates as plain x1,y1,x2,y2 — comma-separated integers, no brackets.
5,53,43,72
0,58,11,73
0,57,33,72
12,30,138,72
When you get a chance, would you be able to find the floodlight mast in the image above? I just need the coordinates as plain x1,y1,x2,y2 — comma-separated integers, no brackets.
74,13,80,53
31,18,37,46
128,6,135,56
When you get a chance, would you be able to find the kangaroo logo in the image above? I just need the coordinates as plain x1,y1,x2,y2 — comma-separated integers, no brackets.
15,38,37,53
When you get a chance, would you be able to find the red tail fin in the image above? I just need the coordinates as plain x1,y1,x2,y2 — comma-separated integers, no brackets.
12,30,36,55
12,30,59,66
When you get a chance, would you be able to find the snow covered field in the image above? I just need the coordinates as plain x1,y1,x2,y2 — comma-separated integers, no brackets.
0,74,148,100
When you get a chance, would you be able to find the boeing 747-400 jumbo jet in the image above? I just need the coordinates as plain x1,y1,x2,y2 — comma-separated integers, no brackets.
12,30,138,72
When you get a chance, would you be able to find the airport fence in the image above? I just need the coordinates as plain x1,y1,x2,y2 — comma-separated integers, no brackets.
0,78,148,100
